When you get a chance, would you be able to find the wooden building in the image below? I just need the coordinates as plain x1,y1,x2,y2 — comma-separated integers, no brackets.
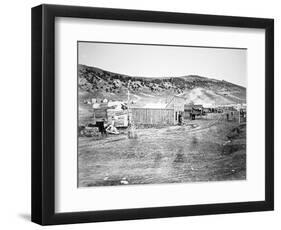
130,108,174,125
165,95,186,123
184,104,203,120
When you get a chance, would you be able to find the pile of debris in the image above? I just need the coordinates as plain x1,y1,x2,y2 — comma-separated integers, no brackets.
79,125,101,138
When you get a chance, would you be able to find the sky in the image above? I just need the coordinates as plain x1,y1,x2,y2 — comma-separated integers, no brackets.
78,42,247,87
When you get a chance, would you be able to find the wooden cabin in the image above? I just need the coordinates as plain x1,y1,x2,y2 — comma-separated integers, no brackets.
165,95,186,124
184,104,204,120
130,108,174,126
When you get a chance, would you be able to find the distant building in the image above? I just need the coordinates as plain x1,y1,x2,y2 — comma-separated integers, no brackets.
184,103,203,120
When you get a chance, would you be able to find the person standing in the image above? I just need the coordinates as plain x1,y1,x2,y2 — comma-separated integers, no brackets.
178,113,182,125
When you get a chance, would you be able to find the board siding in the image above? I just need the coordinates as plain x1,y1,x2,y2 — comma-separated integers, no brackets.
131,108,174,125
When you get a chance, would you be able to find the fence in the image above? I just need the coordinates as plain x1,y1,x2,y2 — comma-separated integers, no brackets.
130,108,175,125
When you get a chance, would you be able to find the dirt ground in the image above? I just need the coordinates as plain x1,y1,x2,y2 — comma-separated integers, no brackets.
78,114,246,187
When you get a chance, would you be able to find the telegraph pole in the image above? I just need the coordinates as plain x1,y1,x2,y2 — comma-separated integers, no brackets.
238,104,241,124
127,80,137,139
127,80,131,125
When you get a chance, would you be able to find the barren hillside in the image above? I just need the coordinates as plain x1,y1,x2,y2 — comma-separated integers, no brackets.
78,64,246,107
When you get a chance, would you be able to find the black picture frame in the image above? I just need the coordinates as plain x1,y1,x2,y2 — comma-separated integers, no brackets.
31,4,274,225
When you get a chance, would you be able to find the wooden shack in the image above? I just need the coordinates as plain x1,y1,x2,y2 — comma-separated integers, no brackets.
93,108,107,122
92,100,129,127
184,104,204,120
130,108,174,125
165,95,186,123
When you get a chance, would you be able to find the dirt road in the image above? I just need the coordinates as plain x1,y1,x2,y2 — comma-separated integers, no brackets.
78,116,246,187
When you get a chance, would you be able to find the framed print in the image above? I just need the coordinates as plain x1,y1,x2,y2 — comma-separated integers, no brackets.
31,4,274,225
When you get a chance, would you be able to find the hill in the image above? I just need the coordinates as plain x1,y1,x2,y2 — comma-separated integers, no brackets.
78,64,246,107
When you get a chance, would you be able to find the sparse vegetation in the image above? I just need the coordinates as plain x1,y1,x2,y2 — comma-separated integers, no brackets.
78,64,246,104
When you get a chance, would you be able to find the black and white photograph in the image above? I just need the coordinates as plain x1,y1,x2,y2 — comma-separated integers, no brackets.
78,41,247,187
29,3,274,226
